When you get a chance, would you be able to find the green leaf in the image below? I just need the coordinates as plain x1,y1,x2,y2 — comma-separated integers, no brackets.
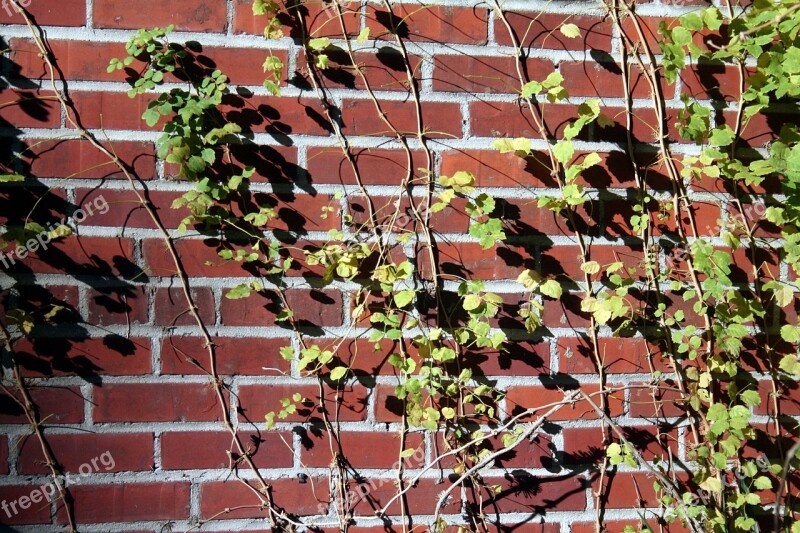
308,37,331,50
559,23,581,39
740,390,762,407
709,126,735,147
785,47,800,74
781,324,800,343
672,26,692,46
581,261,601,275
521,81,542,98
356,27,370,44
279,346,294,361
553,141,574,164
753,476,772,490
0,174,24,182
329,366,348,381
540,279,562,299
463,294,483,312
542,71,564,89
394,289,415,308
226,284,252,299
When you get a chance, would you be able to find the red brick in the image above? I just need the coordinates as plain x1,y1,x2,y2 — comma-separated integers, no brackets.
348,478,461,516
498,526,560,533
153,287,216,327
505,384,625,421
228,192,342,232
234,0,360,38
160,430,293,470
757,379,800,417
479,474,586,513
0,88,61,128
65,483,190,523
302,431,424,468
375,384,404,422
0,386,84,424
605,198,721,238
296,50,423,93
731,246,780,283
541,244,644,280
591,472,660,509
629,382,687,419
143,238,255,278
93,383,225,422
200,478,328,518
11,40,255,86
69,91,158,131
21,139,156,180
87,285,149,326
93,0,226,31
727,201,780,238
498,195,596,238
681,62,750,103
219,94,331,137
2,285,79,322
470,101,580,140
340,99,462,138
723,109,794,148
3,234,137,277
0,485,53,524
307,147,426,186
495,13,612,51
562,61,656,99
421,242,535,280
160,336,291,376
18,433,153,474
366,4,488,45
462,341,553,377
483,431,554,469
563,426,678,465
0,0,85,26
220,288,343,327
74,189,184,230
622,16,717,54
192,48,289,86
440,149,555,188
558,337,670,375
16,336,151,377
433,55,552,95
543,291,592,329
347,195,469,234
237,383,367,423
572,521,688,533
0,187,68,230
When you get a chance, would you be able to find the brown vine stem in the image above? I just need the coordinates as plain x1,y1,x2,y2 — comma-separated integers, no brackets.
0,322,77,532
613,1,714,357
6,1,293,527
579,390,705,533
604,0,701,454
721,0,784,463
491,2,610,528
430,390,582,525
721,0,789,518
609,0,729,516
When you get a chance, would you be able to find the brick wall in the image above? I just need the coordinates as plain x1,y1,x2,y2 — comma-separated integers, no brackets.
0,0,791,531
